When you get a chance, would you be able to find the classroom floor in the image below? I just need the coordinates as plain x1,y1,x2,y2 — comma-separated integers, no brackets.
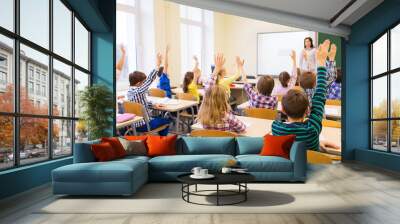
0,162,399,224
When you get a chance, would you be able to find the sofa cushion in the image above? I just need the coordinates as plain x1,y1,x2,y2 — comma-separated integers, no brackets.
236,137,263,155
101,137,127,158
53,158,147,183
147,135,178,157
178,137,236,155
236,155,293,172
118,138,147,156
73,140,100,163
91,142,118,162
149,154,235,172
260,134,296,159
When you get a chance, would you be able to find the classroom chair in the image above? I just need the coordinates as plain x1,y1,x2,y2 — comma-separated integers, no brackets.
176,93,199,132
307,150,341,164
326,99,341,106
244,108,278,120
322,119,341,128
149,88,166,98
123,101,169,135
190,129,238,137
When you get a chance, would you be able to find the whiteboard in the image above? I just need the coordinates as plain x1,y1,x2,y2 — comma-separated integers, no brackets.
257,31,315,75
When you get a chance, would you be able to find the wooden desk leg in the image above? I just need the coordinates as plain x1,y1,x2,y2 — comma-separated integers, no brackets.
176,110,180,133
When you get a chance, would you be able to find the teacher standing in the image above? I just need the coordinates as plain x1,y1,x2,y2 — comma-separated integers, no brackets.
299,37,316,72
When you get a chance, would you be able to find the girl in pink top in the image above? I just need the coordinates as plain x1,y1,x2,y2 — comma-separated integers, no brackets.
272,50,298,96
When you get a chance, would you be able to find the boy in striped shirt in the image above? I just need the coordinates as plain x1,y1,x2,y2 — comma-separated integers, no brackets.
271,40,332,151
126,53,171,136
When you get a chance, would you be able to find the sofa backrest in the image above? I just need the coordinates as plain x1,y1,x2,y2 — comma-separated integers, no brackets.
235,137,263,155
177,137,236,155
73,140,100,163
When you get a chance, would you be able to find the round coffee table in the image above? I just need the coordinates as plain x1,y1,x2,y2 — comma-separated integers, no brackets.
177,173,255,206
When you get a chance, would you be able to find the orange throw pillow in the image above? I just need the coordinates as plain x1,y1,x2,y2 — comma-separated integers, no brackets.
101,137,126,158
260,134,296,159
91,142,117,162
124,136,148,141
146,135,177,157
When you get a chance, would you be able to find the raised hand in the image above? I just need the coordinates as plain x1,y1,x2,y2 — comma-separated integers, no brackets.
156,53,163,68
302,49,307,60
235,56,244,69
290,50,296,62
120,45,126,55
328,44,337,61
316,39,330,67
214,53,226,71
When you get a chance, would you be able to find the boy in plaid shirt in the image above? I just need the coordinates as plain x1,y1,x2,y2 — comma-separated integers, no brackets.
327,68,342,99
238,56,277,109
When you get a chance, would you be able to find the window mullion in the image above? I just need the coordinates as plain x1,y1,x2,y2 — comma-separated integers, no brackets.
48,0,54,160
387,30,391,152
71,10,76,154
13,0,21,167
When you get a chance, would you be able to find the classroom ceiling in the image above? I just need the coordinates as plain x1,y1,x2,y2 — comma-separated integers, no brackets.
168,0,384,38
224,0,382,26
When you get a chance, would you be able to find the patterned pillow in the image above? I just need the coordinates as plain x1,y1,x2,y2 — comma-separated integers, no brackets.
118,137,147,156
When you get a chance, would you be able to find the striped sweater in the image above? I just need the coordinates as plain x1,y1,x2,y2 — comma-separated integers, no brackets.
272,66,328,151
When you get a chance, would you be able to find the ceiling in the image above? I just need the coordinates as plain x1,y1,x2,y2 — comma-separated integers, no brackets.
168,0,384,37
225,0,353,24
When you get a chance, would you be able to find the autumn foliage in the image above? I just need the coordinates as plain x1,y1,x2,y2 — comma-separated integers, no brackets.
0,85,59,151
372,99,400,140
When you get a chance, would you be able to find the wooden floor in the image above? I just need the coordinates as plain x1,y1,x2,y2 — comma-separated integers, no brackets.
1,162,400,224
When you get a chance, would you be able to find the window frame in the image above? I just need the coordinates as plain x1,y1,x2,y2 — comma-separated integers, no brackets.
370,20,400,154
179,5,213,79
0,0,92,171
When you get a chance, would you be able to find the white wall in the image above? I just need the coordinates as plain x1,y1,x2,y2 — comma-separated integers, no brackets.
154,0,182,86
214,13,302,76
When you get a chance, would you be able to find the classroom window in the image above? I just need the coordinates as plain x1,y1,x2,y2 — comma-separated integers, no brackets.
0,1,91,170
370,23,400,153
179,5,214,79
116,0,138,93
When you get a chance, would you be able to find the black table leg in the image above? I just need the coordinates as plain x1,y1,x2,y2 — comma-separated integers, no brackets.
216,184,219,206
245,183,247,201
195,184,197,192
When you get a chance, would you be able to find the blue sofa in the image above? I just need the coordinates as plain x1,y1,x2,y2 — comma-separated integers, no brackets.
52,137,306,196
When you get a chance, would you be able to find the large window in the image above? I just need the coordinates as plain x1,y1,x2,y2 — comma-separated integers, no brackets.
116,0,138,93
370,23,400,153
0,0,91,170
180,5,213,79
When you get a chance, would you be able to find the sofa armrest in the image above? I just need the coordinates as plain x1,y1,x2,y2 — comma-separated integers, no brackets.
289,141,307,181
73,140,100,163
